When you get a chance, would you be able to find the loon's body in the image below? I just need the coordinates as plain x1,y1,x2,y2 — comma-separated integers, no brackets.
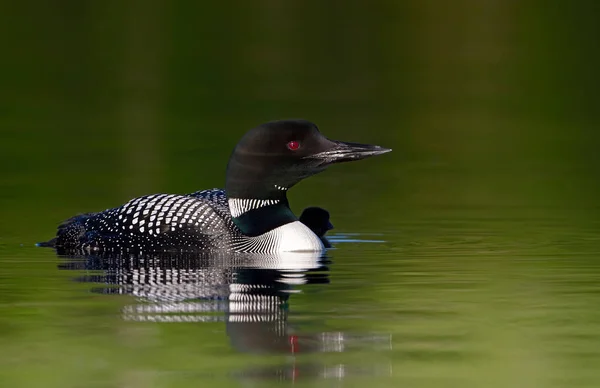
43,120,390,253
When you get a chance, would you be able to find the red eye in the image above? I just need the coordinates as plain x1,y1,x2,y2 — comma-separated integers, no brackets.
287,140,300,151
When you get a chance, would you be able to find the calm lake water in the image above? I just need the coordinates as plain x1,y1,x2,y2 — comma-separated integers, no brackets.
2,1,600,387
3,185,600,387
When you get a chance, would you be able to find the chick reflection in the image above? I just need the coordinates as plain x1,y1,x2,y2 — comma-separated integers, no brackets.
226,266,330,354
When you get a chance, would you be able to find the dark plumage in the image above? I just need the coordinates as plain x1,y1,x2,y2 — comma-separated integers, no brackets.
299,207,333,238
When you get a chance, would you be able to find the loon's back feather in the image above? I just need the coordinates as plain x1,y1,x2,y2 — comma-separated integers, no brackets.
188,188,229,209
46,188,330,254
51,190,239,252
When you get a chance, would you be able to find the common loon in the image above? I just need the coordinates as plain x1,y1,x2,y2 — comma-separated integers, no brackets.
42,120,390,253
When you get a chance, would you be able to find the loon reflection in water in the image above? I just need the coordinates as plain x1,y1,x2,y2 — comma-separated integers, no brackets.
58,250,391,359
42,120,390,253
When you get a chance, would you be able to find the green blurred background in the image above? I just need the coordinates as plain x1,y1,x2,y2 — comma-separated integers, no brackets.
1,1,600,387
2,0,599,238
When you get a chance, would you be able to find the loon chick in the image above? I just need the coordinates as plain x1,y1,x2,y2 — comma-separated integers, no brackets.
299,207,333,248
43,120,390,253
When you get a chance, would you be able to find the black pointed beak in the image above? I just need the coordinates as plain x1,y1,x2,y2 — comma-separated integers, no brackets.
307,140,392,165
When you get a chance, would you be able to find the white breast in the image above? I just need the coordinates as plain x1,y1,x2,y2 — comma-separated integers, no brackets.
267,221,325,252
233,221,324,253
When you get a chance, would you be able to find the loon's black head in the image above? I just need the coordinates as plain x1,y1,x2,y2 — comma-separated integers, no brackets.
225,120,391,199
